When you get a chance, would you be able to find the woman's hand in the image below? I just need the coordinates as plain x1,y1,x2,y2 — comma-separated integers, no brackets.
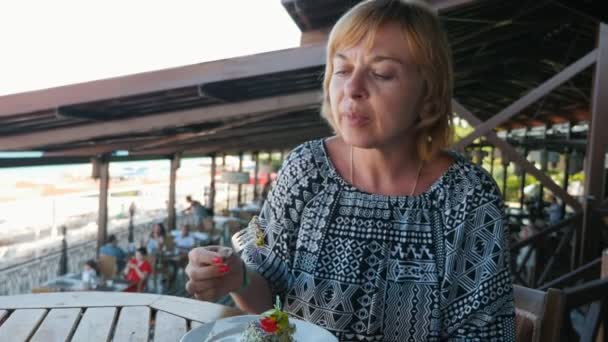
185,246,243,302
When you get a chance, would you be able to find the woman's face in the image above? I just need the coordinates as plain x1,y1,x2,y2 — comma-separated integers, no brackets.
136,251,144,262
329,23,425,149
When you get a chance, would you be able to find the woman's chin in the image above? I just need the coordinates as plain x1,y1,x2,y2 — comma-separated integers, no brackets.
340,134,377,149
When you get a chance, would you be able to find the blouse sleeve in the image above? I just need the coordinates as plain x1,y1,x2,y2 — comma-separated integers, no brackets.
440,165,516,341
240,144,314,301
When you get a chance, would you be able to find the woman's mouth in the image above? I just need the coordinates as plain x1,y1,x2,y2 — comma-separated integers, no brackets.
343,112,370,127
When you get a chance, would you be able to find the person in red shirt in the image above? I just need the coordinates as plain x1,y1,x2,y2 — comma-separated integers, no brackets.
124,247,152,292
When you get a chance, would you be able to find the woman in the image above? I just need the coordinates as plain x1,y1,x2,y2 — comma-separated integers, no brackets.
146,222,166,254
185,0,515,340
124,247,152,292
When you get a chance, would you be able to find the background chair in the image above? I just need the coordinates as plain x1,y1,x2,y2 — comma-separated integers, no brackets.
97,255,117,281
514,284,564,342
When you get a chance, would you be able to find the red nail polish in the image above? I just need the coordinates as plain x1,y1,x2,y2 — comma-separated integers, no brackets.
212,257,222,264
219,265,230,273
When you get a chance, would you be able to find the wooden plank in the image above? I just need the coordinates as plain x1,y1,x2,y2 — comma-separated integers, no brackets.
427,0,477,11
452,100,583,212
150,296,243,323
581,23,608,266
0,90,322,151
168,153,180,231
30,308,81,342
97,158,109,254
452,49,598,151
154,311,187,342
0,309,46,341
0,293,161,310
113,306,151,342
71,307,117,342
133,109,294,151
0,45,325,118
596,248,608,342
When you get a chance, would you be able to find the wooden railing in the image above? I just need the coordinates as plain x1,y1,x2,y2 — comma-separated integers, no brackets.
0,219,156,296
561,277,608,342
510,214,582,288
529,249,608,342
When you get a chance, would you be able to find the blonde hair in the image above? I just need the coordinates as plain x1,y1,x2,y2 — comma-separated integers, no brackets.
321,0,453,161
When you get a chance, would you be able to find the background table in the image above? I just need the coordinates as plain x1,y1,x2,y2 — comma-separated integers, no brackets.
40,273,129,292
0,292,242,341
169,230,210,246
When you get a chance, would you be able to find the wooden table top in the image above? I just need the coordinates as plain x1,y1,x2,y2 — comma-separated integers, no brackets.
0,292,243,341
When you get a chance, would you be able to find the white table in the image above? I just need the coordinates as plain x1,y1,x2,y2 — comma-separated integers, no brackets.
170,230,210,244
0,292,242,341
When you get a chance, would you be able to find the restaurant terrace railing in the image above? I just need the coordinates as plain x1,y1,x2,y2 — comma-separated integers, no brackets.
510,214,582,288
0,219,155,296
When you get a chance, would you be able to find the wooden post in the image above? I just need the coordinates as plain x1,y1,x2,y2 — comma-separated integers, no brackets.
168,153,180,231
538,126,548,212
563,149,571,194
538,148,548,212
223,154,229,211
580,23,608,266
96,156,110,255
253,152,259,201
209,153,216,214
519,147,528,211
490,146,495,178
59,225,68,275
502,157,509,201
237,152,243,206
597,249,608,342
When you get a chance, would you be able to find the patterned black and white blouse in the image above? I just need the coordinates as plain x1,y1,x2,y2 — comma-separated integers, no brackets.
240,139,515,342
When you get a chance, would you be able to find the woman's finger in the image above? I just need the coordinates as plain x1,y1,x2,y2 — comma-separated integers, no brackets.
185,262,229,281
188,246,234,266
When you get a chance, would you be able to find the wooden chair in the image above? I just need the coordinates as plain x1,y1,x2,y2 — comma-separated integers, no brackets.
97,255,117,281
514,284,564,342
164,234,175,252
202,217,215,233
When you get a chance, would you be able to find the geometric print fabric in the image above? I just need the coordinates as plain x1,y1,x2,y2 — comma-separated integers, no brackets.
241,139,515,341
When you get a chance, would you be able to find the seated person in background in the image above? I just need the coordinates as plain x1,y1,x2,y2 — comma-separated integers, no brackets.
546,196,563,225
124,247,152,292
146,222,166,254
174,224,195,251
81,259,98,285
183,195,207,230
100,234,128,271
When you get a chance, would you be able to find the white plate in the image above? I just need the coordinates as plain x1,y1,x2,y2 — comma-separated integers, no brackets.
180,315,338,342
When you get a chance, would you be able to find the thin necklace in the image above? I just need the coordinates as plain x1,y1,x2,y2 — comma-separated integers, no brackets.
350,145,423,196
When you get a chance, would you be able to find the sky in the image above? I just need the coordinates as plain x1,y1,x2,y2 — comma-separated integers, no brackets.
0,0,301,96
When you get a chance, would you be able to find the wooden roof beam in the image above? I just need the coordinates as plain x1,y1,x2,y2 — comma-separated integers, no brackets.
452,99,582,212
0,45,326,118
453,49,598,150
0,91,322,151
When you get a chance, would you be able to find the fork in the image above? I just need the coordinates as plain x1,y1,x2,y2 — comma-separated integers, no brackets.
230,215,259,254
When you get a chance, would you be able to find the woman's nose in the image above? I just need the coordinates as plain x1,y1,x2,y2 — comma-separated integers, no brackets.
344,70,368,99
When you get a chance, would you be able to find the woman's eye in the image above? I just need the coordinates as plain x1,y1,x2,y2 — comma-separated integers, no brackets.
334,69,349,76
372,72,393,80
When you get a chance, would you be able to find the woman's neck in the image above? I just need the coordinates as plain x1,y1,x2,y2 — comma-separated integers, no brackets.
331,136,423,196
